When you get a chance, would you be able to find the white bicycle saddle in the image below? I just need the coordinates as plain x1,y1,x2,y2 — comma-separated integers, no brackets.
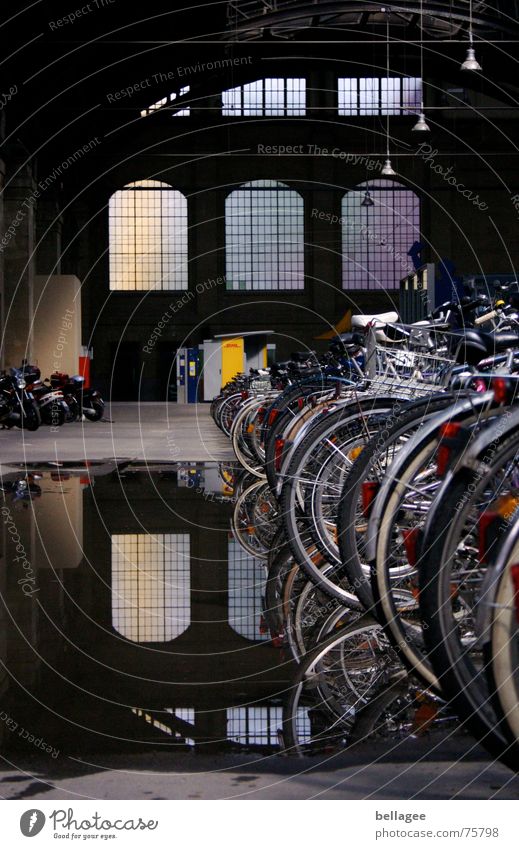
352,311,400,343
351,311,399,329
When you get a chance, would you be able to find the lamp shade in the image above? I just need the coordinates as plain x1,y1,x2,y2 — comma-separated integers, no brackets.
381,158,396,176
461,47,482,71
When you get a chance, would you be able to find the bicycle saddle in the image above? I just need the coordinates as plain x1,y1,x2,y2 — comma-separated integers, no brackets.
351,311,399,329
487,331,519,351
450,329,519,365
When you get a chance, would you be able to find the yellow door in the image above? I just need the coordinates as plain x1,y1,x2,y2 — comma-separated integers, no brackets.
221,337,244,387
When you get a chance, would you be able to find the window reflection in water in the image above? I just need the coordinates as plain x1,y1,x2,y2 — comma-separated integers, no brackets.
112,533,191,643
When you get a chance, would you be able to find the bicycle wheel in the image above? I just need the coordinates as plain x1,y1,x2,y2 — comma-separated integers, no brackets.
371,391,505,689
283,564,356,662
264,379,353,492
282,615,404,756
485,528,519,762
218,392,245,436
280,395,403,605
231,399,266,477
231,479,280,559
337,392,458,611
419,407,519,768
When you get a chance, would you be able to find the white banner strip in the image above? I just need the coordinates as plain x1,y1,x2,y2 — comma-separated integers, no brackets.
2,800,517,848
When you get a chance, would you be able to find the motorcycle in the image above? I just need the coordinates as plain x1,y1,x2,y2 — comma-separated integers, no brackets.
19,363,70,427
49,371,105,422
0,367,41,430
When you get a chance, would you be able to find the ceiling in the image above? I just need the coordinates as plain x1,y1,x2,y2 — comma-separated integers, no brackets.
1,2,518,171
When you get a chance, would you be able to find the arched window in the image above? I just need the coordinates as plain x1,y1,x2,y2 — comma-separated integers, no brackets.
226,179,304,290
341,179,420,290
109,180,188,291
111,533,190,642
228,540,268,641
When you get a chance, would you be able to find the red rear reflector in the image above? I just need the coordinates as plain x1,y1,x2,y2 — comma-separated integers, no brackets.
440,422,462,438
511,564,519,624
274,438,285,472
436,421,463,477
241,391,249,400
298,397,304,411
257,406,266,424
436,445,450,478
362,481,380,517
492,377,508,404
268,409,279,427
478,511,500,564
402,528,421,568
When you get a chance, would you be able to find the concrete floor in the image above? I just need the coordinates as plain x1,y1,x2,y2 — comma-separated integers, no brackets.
0,403,234,471
1,740,518,800
1,404,517,801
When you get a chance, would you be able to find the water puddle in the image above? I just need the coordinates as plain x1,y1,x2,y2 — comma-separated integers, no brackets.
0,462,291,757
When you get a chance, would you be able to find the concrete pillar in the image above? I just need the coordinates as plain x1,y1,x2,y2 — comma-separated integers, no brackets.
36,197,63,275
308,68,335,116
32,274,82,376
309,188,341,324
1,156,36,368
0,157,5,370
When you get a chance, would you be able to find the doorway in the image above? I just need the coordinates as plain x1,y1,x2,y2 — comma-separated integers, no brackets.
157,342,178,401
109,341,141,400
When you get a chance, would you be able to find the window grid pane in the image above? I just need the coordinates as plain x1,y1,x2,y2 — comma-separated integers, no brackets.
222,78,306,117
109,180,188,291
338,78,358,116
112,533,190,642
227,706,282,746
228,539,268,640
360,77,379,115
341,179,420,291
225,180,304,291
402,76,422,115
338,77,422,116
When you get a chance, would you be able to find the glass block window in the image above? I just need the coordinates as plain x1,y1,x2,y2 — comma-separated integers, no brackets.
109,180,188,291
227,706,282,746
112,533,190,642
222,78,306,116
225,179,304,291
341,180,420,291
339,77,422,116
228,539,267,640
140,86,190,117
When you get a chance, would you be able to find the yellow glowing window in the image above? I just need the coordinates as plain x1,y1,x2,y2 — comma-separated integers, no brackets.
109,180,188,291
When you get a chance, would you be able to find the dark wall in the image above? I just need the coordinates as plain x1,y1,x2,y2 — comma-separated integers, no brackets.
44,68,519,399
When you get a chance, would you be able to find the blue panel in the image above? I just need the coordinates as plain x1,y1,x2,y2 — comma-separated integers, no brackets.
187,347,199,403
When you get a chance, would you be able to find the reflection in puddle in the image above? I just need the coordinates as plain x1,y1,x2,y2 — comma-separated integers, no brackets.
0,463,293,757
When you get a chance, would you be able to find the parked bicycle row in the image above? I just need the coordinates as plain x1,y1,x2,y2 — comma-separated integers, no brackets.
213,291,519,769
0,362,104,431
